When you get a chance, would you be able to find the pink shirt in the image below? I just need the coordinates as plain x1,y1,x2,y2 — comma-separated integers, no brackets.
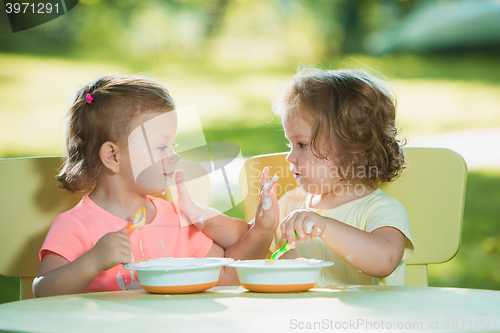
40,194,213,292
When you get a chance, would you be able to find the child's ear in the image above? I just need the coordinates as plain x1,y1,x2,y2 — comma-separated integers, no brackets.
99,141,120,173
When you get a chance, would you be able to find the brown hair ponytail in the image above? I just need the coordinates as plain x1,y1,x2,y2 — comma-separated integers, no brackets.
58,75,175,193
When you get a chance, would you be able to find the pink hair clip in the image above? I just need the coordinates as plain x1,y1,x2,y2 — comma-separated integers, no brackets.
86,93,94,104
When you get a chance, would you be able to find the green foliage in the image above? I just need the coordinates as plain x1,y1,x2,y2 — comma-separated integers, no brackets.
347,53,500,85
0,0,421,63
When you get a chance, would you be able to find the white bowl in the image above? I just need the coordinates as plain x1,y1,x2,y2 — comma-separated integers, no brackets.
123,257,233,294
228,258,334,293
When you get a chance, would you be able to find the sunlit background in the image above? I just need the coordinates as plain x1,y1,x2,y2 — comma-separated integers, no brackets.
1,0,499,290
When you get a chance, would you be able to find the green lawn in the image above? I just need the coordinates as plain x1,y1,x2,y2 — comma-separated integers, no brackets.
428,169,500,290
2,52,500,158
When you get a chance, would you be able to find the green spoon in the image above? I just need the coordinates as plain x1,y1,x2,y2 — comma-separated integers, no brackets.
269,232,298,265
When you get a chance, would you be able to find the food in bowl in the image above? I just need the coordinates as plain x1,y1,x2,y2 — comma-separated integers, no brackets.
228,258,334,293
123,257,233,294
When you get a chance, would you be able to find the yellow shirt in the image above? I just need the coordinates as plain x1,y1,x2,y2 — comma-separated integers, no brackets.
270,187,415,286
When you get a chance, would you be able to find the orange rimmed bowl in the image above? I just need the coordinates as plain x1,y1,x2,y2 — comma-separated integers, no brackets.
228,258,334,293
123,257,233,294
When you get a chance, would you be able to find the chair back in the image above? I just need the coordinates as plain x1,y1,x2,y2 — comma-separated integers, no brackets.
239,148,467,286
0,157,209,302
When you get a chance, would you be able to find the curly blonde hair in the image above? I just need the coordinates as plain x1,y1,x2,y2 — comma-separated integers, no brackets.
273,66,405,185
58,75,175,193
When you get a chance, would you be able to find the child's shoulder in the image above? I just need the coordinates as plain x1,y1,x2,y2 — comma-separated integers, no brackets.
369,189,403,206
355,188,401,207
50,195,99,233
53,195,90,221
361,188,407,217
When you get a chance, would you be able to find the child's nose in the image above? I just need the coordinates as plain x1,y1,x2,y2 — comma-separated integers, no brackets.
286,150,296,164
167,152,180,165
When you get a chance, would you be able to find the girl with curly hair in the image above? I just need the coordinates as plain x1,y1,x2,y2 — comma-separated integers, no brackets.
271,67,414,285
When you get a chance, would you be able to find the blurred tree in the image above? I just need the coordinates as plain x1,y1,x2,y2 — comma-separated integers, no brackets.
205,0,231,38
338,0,363,53
335,0,421,54
0,0,426,62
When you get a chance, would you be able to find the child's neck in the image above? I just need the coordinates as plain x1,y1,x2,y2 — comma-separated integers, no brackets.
309,183,376,210
89,184,156,224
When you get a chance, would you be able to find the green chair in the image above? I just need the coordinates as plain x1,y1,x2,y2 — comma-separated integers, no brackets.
0,157,209,304
239,148,468,287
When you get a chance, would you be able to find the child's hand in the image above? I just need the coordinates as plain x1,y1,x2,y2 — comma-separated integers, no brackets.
175,169,219,230
253,167,279,233
88,229,132,272
280,210,326,246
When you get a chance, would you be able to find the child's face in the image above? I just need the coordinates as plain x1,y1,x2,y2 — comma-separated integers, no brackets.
283,115,342,195
126,110,180,193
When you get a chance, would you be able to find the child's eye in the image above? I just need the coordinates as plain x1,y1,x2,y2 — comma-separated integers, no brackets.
286,142,309,149
158,143,178,151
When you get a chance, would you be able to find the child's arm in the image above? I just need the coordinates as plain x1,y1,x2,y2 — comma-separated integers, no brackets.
280,210,405,278
32,229,131,297
218,168,280,285
204,240,240,285
175,169,264,249
199,214,249,249
176,167,279,285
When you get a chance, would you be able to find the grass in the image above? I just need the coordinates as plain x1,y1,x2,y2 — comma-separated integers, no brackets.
2,52,500,158
203,121,288,158
428,169,500,290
